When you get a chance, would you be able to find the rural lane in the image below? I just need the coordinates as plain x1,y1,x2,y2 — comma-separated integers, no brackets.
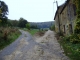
0,30,70,60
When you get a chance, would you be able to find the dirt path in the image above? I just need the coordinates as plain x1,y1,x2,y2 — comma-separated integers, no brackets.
0,30,70,60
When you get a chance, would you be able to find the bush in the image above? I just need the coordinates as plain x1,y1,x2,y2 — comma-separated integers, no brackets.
69,34,80,44
74,18,80,34
50,24,55,31
0,27,21,50
59,36,80,60
26,23,30,30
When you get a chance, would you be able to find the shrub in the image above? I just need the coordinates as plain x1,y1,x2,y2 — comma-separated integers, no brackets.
26,23,30,30
59,36,80,60
0,27,20,50
74,18,80,34
69,34,80,44
50,24,55,31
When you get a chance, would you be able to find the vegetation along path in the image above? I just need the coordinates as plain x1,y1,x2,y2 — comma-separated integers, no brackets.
0,30,70,60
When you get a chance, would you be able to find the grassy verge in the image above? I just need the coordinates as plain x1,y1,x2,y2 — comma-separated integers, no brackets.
21,28,46,36
59,36,80,60
28,29,39,35
21,28,39,35
0,28,21,50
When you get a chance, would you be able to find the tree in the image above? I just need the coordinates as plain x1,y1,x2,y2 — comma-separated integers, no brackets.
0,1,8,25
26,23,30,30
18,17,28,28
30,25,38,29
7,19,19,27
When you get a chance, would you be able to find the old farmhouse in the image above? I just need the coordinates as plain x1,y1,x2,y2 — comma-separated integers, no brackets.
54,0,76,35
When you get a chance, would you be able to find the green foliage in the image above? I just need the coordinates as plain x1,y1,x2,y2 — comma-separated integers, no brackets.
26,23,30,30
7,20,19,27
50,24,55,31
0,27,21,50
68,0,80,44
18,17,28,28
69,34,80,44
21,28,39,35
29,29,39,35
7,18,28,28
30,25,38,29
59,36,80,60
74,0,80,34
0,1,8,25
74,18,80,34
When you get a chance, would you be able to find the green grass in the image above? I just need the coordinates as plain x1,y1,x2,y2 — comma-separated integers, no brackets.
20,28,28,31
59,36,80,60
28,29,39,35
21,28,39,35
0,30,21,50
21,28,47,36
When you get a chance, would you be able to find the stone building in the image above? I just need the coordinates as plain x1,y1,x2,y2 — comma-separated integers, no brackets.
54,4,64,33
54,0,76,35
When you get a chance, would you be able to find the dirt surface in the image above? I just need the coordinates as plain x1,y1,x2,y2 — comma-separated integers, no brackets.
0,30,70,60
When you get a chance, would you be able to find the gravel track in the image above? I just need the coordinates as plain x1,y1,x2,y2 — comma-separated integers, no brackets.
0,30,70,60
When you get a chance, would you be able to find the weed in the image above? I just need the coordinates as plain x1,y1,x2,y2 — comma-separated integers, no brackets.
59,36,80,60
0,27,21,50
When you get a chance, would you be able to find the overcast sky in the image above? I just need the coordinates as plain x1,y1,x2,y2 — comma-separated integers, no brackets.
2,0,66,22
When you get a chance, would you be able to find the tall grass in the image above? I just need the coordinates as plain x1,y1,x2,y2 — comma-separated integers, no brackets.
0,27,21,50
59,36,80,60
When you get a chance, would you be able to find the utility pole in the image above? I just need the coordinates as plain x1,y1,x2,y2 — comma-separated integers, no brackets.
56,1,61,33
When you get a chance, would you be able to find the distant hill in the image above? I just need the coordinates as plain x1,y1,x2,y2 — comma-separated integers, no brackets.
29,21,54,29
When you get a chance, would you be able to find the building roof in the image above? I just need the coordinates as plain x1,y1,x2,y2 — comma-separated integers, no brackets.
54,4,64,20
60,0,70,14
54,0,70,20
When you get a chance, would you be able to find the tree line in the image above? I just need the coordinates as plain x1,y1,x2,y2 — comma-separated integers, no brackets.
8,18,28,28
0,0,38,30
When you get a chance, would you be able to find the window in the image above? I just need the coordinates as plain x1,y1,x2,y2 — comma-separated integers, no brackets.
69,24,73,34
